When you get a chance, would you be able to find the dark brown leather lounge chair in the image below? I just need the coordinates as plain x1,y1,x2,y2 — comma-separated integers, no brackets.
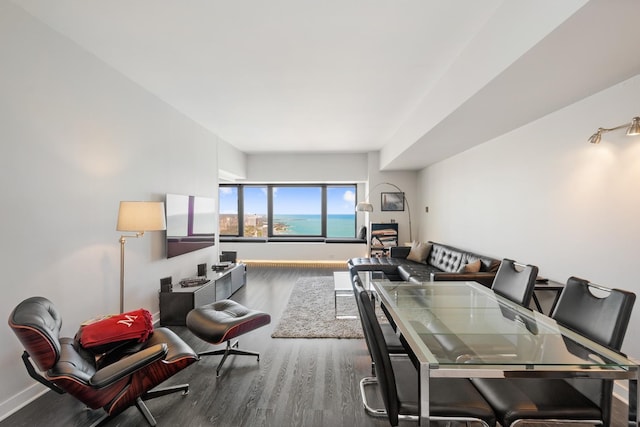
8,296,198,426
472,276,636,427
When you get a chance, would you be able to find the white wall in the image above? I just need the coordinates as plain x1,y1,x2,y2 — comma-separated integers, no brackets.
0,3,221,419
366,152,419,245
245,152,368,183
218,137,247,181
418,74,640,360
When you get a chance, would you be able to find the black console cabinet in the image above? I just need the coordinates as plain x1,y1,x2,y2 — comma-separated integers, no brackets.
159,263,246,326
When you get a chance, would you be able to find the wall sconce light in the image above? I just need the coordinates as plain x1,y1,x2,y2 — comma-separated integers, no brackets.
588,116,640,144
116,201,166,313
356,182,412,242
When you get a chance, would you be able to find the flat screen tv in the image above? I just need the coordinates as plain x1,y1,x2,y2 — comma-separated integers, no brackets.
165,193,216,258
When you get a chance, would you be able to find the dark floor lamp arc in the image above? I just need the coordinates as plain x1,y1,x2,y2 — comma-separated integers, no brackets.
355,182,412,242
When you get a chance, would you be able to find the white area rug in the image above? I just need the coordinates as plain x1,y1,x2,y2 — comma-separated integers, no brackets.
271,276,364,339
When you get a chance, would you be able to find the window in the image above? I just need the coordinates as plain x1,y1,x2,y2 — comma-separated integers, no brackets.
272,186,322,236
219,186,239,235
243,186,267,237
327,185,357,238
219,184,357,239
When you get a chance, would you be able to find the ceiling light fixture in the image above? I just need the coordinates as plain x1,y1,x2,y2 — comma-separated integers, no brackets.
588,116,640,144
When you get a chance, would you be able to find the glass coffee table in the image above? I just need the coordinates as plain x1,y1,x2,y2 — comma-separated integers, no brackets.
333,271,356,319
333,271,385,319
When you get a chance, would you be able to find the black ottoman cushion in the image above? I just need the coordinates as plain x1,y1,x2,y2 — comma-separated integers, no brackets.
186,300,271,344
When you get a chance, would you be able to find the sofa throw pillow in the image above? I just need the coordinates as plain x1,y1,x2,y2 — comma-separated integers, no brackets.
458,259,481,273
407,241,431,264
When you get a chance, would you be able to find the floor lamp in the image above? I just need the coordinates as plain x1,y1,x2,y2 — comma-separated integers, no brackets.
116,201,166,313
356,182,412,243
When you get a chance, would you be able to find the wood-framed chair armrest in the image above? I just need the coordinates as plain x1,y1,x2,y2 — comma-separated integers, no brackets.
89,344,168,388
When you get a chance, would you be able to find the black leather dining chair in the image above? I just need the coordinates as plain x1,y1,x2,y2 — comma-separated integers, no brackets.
472,276,636,427
352,274,406,381
356,288,496,427
352,274,406,355
491,259,538,307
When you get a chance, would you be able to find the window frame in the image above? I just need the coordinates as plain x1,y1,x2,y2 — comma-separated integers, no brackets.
219,183,358,240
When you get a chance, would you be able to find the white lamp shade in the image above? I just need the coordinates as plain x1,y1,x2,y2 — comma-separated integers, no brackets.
356,202,374,212
117,201,166,232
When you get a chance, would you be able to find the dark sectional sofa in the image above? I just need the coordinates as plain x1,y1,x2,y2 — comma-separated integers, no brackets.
348,241,501,287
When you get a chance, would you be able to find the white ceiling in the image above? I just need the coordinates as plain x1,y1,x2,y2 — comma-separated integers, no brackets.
11,0,640,170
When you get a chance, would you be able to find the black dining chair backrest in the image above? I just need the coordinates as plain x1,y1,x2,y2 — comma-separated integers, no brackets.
472,277,635,427
552,276,636,426
491,259,538,307
353,274,406,357
552,276,635,350
352,275,377,360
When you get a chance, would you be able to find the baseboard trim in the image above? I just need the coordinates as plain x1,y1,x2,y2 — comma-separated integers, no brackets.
0,382,48,422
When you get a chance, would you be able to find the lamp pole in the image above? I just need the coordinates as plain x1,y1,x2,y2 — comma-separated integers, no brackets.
119,232,144,313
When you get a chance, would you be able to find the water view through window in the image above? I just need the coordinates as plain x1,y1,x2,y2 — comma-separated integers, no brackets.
219,184,356,238
327,185,357,237
272,186,322,235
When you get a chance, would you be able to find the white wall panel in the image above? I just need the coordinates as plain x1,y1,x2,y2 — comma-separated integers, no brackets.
0,3,219,418
418,74,640,359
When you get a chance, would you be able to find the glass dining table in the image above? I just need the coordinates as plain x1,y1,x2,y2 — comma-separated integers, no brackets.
367,275,639,426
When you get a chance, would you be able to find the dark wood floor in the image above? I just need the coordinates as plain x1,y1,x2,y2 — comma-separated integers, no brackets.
1,266,630,427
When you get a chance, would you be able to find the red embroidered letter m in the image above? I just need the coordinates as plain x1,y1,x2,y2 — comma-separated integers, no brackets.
117,314,138,328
